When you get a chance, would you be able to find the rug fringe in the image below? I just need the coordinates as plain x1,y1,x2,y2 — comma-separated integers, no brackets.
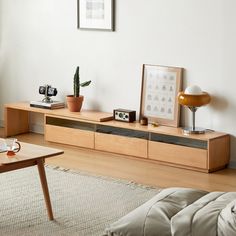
45,164,160,191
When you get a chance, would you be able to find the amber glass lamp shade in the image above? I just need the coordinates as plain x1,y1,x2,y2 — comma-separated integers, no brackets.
178,92,211,107
177,90,211,134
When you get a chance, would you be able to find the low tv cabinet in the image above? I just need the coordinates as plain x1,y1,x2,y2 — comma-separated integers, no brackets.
4,102,230,173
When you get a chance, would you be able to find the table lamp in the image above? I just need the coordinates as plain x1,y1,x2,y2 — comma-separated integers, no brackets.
178,85,211,134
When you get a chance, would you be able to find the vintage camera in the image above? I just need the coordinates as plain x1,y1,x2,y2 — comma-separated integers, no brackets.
113,109,136,122
39,85,57,97
39,85,57,103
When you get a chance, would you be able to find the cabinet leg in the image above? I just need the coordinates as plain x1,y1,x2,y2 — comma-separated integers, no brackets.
4,107,29,137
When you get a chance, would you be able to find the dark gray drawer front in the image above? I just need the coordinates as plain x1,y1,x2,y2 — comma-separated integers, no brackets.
150,133,207,149
46,117,95,131
96,125,149,139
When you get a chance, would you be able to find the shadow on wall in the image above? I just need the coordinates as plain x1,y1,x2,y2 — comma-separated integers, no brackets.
208,94,236,168
209,95,229,111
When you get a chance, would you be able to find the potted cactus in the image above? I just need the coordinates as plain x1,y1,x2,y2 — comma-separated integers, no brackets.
66,66,91,112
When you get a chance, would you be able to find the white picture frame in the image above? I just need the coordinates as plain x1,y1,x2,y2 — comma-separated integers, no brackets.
78,0,114,31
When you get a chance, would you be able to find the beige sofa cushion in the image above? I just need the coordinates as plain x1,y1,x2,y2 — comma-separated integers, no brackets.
104,188,207,236
171,192,236,236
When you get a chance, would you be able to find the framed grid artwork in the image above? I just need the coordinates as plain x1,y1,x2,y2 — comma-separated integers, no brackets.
140,64,183,127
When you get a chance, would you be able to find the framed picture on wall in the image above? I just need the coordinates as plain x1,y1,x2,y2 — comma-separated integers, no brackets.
140,64,183,127
77,0,114,31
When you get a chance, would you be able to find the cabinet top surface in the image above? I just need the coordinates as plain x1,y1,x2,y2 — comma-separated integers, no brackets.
99,120,227,140
5,102,113,122
5,102,228,140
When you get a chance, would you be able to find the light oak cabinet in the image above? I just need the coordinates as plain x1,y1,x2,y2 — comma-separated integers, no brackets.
44,114,229,172
148,141,208,169
4,103,230,173
45,116,95,149
95,125,148,158
147,133,229,172
148,132,208,169
95,133,148,158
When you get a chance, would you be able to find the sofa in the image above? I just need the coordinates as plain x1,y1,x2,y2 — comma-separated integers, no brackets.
104,188,236,236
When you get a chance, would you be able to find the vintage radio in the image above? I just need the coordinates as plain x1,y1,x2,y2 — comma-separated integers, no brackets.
113,109,136,122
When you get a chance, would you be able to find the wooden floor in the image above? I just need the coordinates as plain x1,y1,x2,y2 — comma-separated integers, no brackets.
1,128,236,192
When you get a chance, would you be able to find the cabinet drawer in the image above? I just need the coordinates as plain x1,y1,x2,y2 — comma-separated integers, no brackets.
148,141,207,169
45,124,94,149
95,133,148,158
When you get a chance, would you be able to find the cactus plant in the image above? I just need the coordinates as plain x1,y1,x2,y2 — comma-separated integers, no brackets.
73,66,91,97
67,66,91,112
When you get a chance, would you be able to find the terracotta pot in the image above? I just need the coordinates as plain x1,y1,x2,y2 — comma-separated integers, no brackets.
66,95,84,112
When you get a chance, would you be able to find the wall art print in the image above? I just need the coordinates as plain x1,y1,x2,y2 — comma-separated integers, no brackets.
78,0,114,31
140,64,183,127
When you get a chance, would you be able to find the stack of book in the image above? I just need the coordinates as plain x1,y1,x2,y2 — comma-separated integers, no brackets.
30,101,65,109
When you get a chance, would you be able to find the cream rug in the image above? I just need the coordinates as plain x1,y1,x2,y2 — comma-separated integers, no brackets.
0,166,160,236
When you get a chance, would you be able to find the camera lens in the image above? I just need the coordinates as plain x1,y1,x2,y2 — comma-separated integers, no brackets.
48,87,57,96
39,86,45,94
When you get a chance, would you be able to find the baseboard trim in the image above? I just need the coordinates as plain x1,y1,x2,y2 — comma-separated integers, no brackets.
228,161,236,169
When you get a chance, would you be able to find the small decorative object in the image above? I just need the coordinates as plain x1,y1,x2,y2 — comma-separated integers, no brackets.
66,66,91,112
113,109,136,123
151,122,159,127
140,64,183,127
140,116,148,126
78,0,114,31
30,85,65,109
178,85,211,134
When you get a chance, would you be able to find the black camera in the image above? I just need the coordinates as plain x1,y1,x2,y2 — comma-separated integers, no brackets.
39,85,57,97
39,85,57,103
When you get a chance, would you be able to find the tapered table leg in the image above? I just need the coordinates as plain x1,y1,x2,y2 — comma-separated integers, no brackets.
37,159,54,220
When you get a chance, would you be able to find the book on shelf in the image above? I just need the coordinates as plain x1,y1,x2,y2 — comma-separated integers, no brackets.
30,101,65,109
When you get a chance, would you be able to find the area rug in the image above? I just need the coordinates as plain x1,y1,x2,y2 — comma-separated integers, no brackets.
0,166,160,236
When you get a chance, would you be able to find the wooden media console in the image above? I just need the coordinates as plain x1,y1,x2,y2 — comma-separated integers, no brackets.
4,102,230,173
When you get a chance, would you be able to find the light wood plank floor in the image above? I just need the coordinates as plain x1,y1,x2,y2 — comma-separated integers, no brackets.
1,129,236,192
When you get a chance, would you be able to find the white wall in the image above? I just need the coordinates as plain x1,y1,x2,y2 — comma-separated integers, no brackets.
1,0,236,166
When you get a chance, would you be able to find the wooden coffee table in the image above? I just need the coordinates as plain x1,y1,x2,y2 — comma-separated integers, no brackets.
0,139,64,220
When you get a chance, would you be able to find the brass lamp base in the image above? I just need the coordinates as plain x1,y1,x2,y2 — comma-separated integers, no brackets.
183,127,206,134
